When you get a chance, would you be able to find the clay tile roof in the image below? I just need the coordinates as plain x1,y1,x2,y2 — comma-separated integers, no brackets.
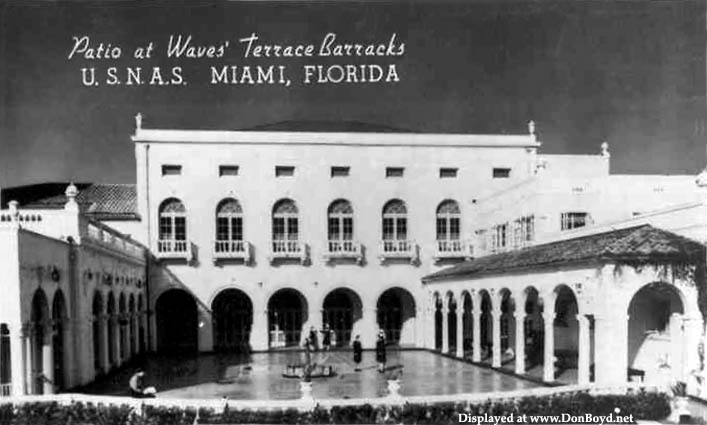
13,183,138,220
423,225,705,282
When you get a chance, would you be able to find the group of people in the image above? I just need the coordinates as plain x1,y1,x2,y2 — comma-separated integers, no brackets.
353,330,388,373
303,324,335,352
302,326,389,373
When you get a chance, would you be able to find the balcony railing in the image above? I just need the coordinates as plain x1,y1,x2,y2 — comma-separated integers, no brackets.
324,240,363,264
0,383,11,397
379,239,419,265
434,239,473,262
213,240,251,264
269,240,309,264
156,239,191,260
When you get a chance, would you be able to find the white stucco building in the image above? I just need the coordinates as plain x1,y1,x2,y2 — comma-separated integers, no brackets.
1,116,705,396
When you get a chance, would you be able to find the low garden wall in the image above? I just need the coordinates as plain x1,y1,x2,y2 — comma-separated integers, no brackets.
0,383,670,424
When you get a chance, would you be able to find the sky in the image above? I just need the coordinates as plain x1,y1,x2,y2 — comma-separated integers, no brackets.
0,0,705,187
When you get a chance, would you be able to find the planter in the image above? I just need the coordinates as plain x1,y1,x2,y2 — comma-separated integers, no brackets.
669,396,691,423
300,380,313,401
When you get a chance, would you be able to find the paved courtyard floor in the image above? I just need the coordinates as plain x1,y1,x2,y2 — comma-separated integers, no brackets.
81,349,541,400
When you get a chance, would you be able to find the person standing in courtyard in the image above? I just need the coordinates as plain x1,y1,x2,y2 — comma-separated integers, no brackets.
352,334,363,371
376,330,387,373
322,323,332,351
308,326,318,351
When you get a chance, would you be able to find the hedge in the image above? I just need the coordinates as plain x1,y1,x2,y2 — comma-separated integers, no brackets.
0,390,671,424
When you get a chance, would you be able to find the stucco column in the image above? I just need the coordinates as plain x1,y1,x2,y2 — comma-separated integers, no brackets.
456,309,464,358
472,311,481,362
542,311,555,382
250,308,268,351
492,309,502,368
683,315,703,381
416,307,425,348
42,328,54,395
441,306,449,353
514,312,526,375
361,308,378,349
9,323,26,396
100,316,110,373
593,314,628,385
577,314,591,384
24,328,33,394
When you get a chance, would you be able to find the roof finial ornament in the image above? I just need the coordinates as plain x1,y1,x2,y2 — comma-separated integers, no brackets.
528,120,536,135
65,182,79,201
600,141,610,158
135,112,143,131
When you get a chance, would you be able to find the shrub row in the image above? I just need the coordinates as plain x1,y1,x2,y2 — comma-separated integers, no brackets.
0,390,670,425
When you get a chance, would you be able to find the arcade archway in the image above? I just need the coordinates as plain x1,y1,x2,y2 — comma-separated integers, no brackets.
268,289,307,348
322,288,362,347
51,290,68,390
377,288,416,345
628,282,684,384
156,289,198,353
212,289,253,352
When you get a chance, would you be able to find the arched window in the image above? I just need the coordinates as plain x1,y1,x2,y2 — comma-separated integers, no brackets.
158,199,186,252
436,200,461,241
328,200,353,241
382,200,407,241
216,199,243,245
272,200,299,252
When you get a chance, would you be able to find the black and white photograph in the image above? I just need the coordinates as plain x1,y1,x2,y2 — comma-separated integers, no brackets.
0,0,706,423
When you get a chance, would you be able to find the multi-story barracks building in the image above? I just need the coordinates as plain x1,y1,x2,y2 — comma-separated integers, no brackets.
1,115,706,395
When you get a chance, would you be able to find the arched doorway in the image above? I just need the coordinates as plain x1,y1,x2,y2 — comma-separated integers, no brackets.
524,287,544,370
138,295,145,353
447,293,457,353
322,288,363,347
0,324,10,395
212,289,252,352
377,288,416,345
156,289,198,353
500,289,515,352
553,285,579,382
118,293,127,361
268,289,308,348
107,293,116,367
52,291,67,390
129,294,136,356
628,282,684,384
461,291,472,356
479,290,493,362
30,290,49,394
92,292,103,373
434,293,443,350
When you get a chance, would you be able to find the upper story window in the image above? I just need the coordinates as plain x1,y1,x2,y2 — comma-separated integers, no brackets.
275,166,295,177
386,167,405,178
158,198,186,241
331,166,350,177
216,199,243,241
161,165,182,176
513,215,535,247
439,168,458,178
436,200,460,241
272,199,298,241
328,199,353,241
492,168,511,179
219,165,239,177
561,212,590,230
382,199,407,240
491,223,508,251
